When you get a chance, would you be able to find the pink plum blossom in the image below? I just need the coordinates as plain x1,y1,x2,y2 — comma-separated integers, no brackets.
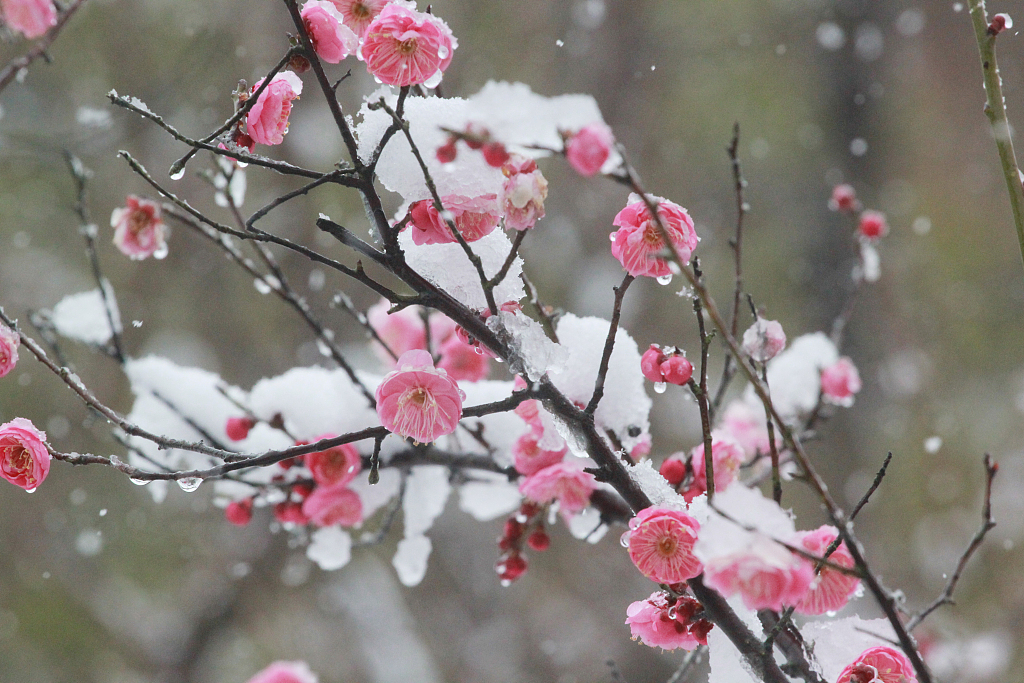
111,195,167,260
512,431,567,476
306,439,361,487
829,183,858,212
685,434,745,502
742,318,786,362
407,194,500,245
625,506,703,584
718,399,775,461
245,660,319,683
375,349,464,443
1,0,56,39
302,483,363,527
640,344,694,386
361,3,456,87
519,461,596,517
246,71,303,146
793,525,860,615
611,194,699,278
500,155,548,230
859,210,888,240
329,0,388,37
301,0,358,63
367,299,428,361
703,536,815,611
437,334,490,382
821,356,862,406
0,324,19,378
0,418,50,491
836,646,917,683
565,121,614,176
625,591,713,651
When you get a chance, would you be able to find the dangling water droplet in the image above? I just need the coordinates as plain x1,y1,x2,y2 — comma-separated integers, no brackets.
668,261,681,275
437,45,449,59
619,531,631,548
653,382,667,394
153,243,169,260
25,487,36,493
500,578,512,587
169,168,185,181
177,477,202,492
129,477,149,486
656,273,673,286
609,232,617,242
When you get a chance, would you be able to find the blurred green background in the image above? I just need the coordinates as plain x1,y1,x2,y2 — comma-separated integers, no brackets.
0,0,1020,681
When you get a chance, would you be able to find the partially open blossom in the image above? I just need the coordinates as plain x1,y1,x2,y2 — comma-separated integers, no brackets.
225,416,255,442
686,435,744,502
640,344,693,385
565,121,614,176
0,418,50,491
500,155,548,231
821,356,862,406
829,183,858,212
703,535,814,611
793,525,860,615
512,431,568,476
742,318,786,363
245,660,319,683
376,349,464,443
0,324,19,378
625,506,703,584
611,195,699,278
519,461,596,516
225,498,254,526
437,334,490,382
836,646,917,683
659,456,687,487
306,439,361,487
301,0,358,63
989,12,1013,35
407,194,500,245
361,3,456,87
246,71,303,146
111,195,167,260
1,0,57,39
625,591,713,651
858,210,888,240
302,483,363,527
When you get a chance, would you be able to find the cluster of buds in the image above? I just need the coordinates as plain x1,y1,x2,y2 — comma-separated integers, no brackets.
640,344,694,388
828,184,889,241
625,589,714,650
496,501,550,585
436,123,510,167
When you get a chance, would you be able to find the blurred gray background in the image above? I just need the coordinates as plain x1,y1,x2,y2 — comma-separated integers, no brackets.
0,0,1021,681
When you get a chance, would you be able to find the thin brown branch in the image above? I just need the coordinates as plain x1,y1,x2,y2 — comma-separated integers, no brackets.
0,0,89,93
585,273,634,415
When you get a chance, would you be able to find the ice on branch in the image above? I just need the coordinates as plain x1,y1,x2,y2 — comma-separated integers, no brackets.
49,283,122,345
626,459,687,511
394,465,451,586
489,308,566,383
742,332,838,422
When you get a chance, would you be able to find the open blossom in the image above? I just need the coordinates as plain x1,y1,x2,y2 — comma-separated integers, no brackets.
500,155,548,230
246,660,319,683
821,356,862,406
375,349,464,443
512,431,567,476
301,0,358,63
246,71,303,146
407,194,500,245
330,0,388,37
704,535,814,611
686,434,745,502
111,195,167,260
611,194,699,278
1,0,57,39
519,461,596,516
837,646,917,683
302,483,363,527
793,525,860,615
0,325,19,378
742,318,786,362
361,3,456,87
0,418,50,491
565,121,614,176
306,439,361,487
625,592,713,651
625,506,703,584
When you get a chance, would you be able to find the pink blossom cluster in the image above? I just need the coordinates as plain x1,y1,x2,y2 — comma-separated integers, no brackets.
0,324,19,378
495,501,551,584
678,435,745,503
375,349,464,444
828,184,889,241
640,344,693,386
246,72,304,146
703,534,816,611
625,591,713,651
611,194,699,278
111,196,167,260
500,155,548,231
793,525,860,615
0,418,50,491
1,0,56,39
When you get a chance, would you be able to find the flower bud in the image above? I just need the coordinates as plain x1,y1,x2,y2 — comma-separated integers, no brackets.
660,355,693,385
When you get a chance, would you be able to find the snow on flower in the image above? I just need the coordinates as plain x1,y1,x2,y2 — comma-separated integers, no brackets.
361,3,456,87
703,534,814,611
302,483,363,527
519,460,596,517
245,660,319,683
0,418,50,491
685,434,745,502
111,195,168,260
306,439,362,487
301,0,358,64
625,506,703,584
246,71,303,146
793,525,860,615
375,349,464,443
500,154,548,230
1,0,56,39
565,121,614,176
625,591,713,651
406,194,500,245
741,318,786,363
0,324,19,378
512,430,567,476
330,0,388,37
611,194,699,278
821,356,862,406
837,646,917,683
